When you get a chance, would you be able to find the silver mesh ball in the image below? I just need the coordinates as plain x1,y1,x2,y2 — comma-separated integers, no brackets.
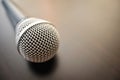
16,18,59,63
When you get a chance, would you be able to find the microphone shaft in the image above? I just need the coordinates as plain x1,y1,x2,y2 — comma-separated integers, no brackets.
2,0,25,27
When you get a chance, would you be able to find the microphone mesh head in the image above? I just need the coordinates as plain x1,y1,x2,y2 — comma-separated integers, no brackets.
16,18,59,62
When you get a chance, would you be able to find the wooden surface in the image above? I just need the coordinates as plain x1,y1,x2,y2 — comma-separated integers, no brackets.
0,0,120,80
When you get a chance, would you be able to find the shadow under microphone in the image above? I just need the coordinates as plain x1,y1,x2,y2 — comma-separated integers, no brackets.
28,55,58,76
2,0,60,63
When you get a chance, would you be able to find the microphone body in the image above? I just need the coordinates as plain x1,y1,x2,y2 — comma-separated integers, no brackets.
2,0,24,27
2,0,60,63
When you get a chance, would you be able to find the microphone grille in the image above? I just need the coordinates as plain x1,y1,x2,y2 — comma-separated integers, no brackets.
17,18,59,62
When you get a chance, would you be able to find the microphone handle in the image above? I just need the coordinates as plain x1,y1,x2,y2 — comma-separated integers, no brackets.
2,0,25,28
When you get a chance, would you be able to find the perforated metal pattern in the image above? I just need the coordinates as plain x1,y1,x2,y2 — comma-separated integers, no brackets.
17,23,59,62
16,18,41,38
16,18,49,44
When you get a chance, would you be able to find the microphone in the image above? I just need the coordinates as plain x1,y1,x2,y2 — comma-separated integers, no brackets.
2,0,60,63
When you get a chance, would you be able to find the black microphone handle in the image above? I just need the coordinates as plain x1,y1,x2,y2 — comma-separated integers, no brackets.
2,0,25,28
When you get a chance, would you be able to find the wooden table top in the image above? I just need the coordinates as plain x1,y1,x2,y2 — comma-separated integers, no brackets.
0,0,120,80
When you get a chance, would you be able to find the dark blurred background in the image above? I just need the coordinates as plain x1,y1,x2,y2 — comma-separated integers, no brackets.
0,0,120,80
